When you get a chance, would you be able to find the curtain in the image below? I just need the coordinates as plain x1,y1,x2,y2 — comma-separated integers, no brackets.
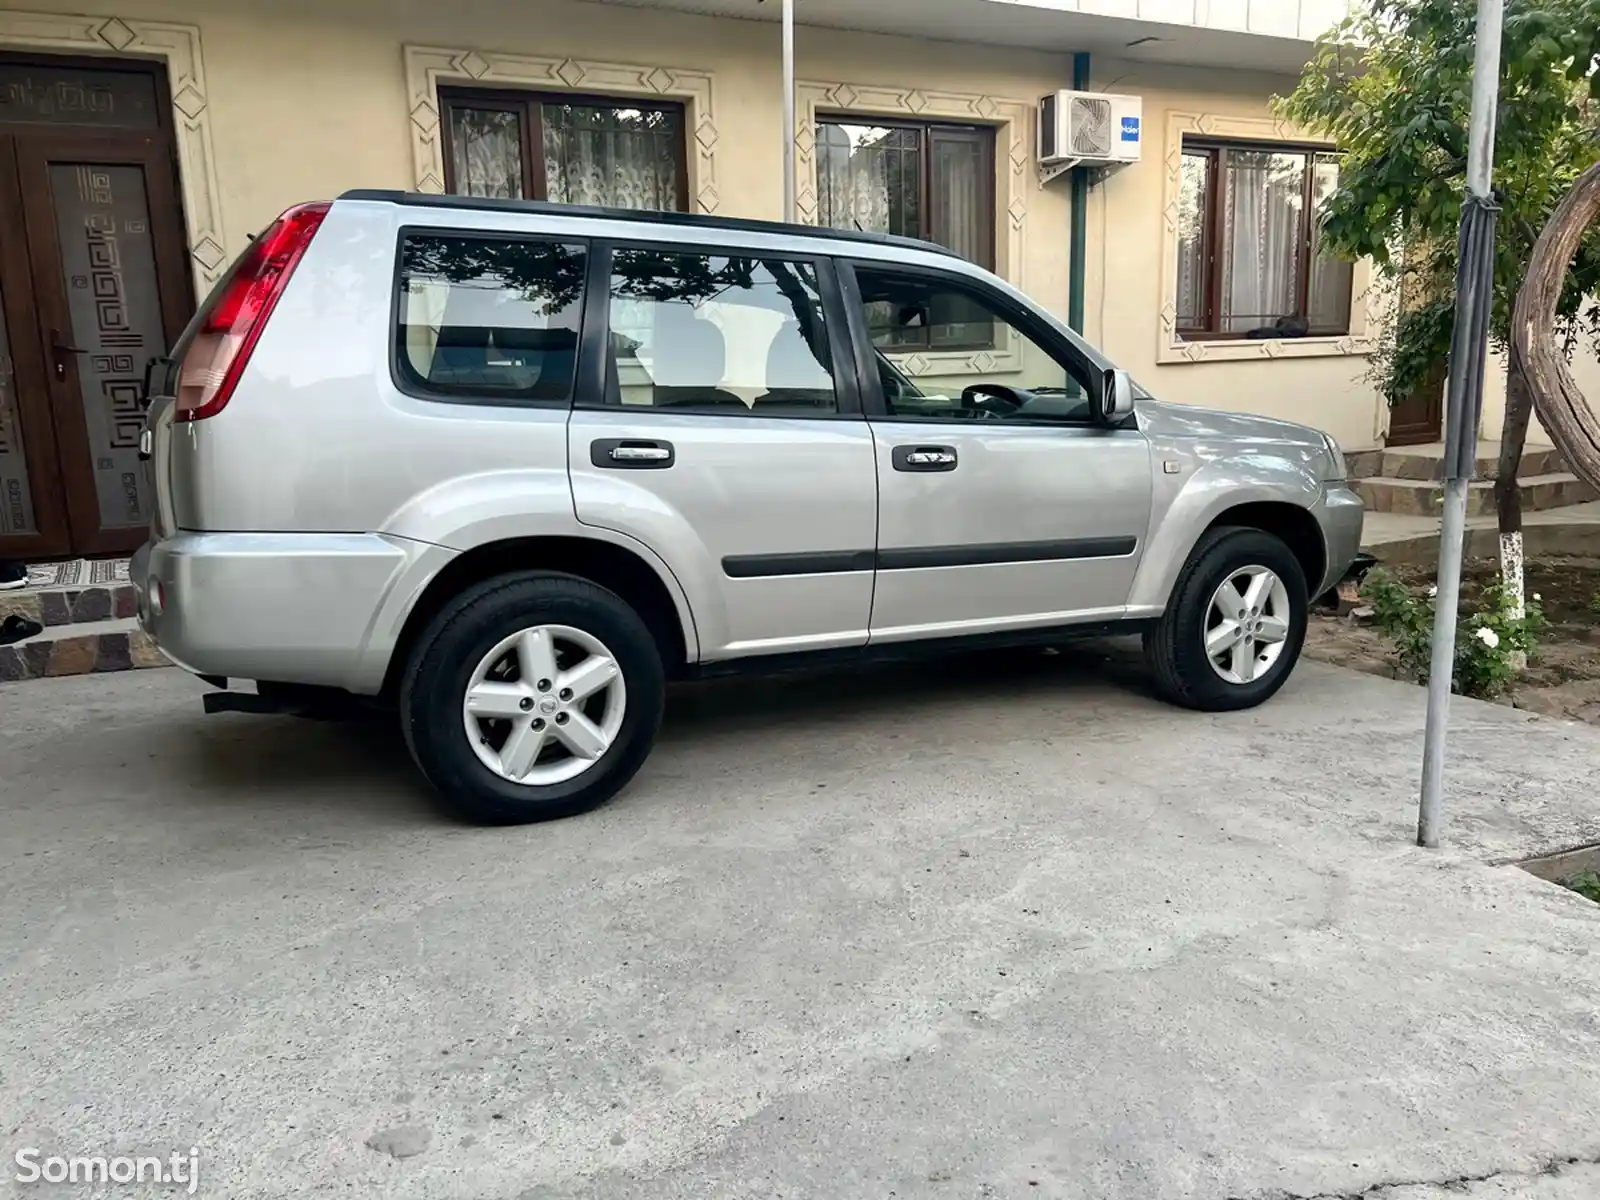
1221,151,1304,333
816,124,912,236
448,107,523,200
1175,152,1210,328
1307,153,1353,332
543,104,682,211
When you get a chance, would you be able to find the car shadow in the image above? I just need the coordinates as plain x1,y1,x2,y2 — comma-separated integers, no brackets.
659,637,1156,741
125,638,1155,823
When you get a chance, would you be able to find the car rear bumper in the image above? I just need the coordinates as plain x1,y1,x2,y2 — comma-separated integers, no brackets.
132,531,451,694
1315,482,1366,595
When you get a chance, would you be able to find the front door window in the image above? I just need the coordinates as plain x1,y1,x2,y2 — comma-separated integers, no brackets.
850,266,1094,425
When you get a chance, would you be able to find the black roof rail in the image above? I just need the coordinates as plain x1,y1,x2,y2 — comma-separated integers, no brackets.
336,189,961,259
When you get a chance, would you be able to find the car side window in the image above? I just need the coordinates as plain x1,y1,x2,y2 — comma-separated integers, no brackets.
600,247,838,415
396,233,585,403
851,265,1095,424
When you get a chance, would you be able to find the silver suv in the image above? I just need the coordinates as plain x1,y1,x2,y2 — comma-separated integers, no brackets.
134,191,1363,823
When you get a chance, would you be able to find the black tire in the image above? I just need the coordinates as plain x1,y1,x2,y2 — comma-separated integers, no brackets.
1143,526,1309,712
400,572,665,824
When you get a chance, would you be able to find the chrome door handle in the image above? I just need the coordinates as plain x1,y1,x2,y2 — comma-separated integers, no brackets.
893,444,959,472
590,438,675,470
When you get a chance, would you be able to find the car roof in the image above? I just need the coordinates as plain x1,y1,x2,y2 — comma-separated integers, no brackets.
338,189,961,259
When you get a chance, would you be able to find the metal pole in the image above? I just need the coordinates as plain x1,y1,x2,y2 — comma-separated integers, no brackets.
782,0,796,223
1418,0,1503,848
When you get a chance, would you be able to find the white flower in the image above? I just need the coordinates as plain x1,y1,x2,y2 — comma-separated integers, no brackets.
1534,593,1542,601
1475,627,1500,650
1427,585,1438,598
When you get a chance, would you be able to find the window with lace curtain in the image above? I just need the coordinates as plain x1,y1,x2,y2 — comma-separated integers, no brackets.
1175,138,1352,340
815,119,994,266
440,88,688,211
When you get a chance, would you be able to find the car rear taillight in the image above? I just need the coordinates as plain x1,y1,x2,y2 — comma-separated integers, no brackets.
175,201,329,422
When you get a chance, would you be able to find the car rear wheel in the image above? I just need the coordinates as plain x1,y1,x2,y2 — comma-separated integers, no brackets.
401,573,665,824
1144,526,1308,712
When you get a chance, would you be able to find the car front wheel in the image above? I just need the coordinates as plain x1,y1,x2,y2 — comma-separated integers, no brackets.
1144,526,1308,712
401,573,665,824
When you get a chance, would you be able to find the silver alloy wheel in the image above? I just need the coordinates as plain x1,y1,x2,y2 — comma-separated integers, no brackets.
1204,565,1291,685
461,624,627,786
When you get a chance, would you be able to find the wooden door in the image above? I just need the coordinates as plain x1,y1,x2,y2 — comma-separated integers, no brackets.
0,151,71,559
13,131,192,555
1388,359,1446,447
0,52,191,560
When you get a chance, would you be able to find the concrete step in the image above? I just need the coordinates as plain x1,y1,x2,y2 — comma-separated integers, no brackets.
1355,472,1600,517
1347,444,1566,482
0,580,138,629
0,616,167,684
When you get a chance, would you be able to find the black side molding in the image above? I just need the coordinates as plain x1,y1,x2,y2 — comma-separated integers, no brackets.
877,537,1136,571
723,550,876,578
722,538,1136,578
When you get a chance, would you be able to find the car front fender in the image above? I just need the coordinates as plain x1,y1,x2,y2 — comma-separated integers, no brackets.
1126,453,1326,615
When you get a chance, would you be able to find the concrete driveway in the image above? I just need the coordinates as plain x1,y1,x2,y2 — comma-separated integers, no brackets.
3,650,1600,1200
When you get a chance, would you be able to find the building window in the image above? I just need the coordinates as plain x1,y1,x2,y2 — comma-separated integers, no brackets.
440,87,687,211
1176,139,1352,339
815,120,995,268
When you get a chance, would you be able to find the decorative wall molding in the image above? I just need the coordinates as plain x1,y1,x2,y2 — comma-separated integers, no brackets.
1158,110,1374,366
797,81,1033,378
0,11,227,293
402,44,719,213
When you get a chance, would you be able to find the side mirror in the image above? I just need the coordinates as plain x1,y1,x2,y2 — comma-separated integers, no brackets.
1096,367,1135,426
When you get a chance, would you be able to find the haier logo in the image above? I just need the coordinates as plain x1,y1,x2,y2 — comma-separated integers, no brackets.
1120,116,1141,142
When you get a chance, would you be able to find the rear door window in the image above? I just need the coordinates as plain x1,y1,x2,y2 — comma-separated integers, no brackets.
597,247,840,416
396,232,585,403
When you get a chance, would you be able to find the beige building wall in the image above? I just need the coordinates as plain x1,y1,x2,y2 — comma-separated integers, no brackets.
4,0,1392,450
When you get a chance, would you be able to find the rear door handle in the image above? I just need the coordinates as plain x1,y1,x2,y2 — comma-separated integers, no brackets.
591,438,675,470
892,444,958,472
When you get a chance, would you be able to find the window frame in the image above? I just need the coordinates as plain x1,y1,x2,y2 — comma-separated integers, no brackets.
837,259,1105,429
438,86,691,211
1177,136,1350,341
388,226,591,409
814,114,997,272
571,238,865,421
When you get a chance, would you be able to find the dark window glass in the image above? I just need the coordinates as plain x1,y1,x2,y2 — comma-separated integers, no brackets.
853,267,1093,425
602,249,836,415
440,89,687,212
1177,139,1353,338
0,62,160,129
396,235,585,401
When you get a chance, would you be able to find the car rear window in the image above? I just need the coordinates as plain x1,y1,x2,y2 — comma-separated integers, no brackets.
395,233,585,403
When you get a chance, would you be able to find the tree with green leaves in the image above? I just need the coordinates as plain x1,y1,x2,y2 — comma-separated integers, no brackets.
1279,0,1600,620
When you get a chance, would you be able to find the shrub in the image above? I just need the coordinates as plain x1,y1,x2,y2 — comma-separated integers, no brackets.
1361,568,1546,699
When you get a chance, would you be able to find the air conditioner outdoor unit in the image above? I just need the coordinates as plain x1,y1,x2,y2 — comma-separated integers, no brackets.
1039,90,1142,168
